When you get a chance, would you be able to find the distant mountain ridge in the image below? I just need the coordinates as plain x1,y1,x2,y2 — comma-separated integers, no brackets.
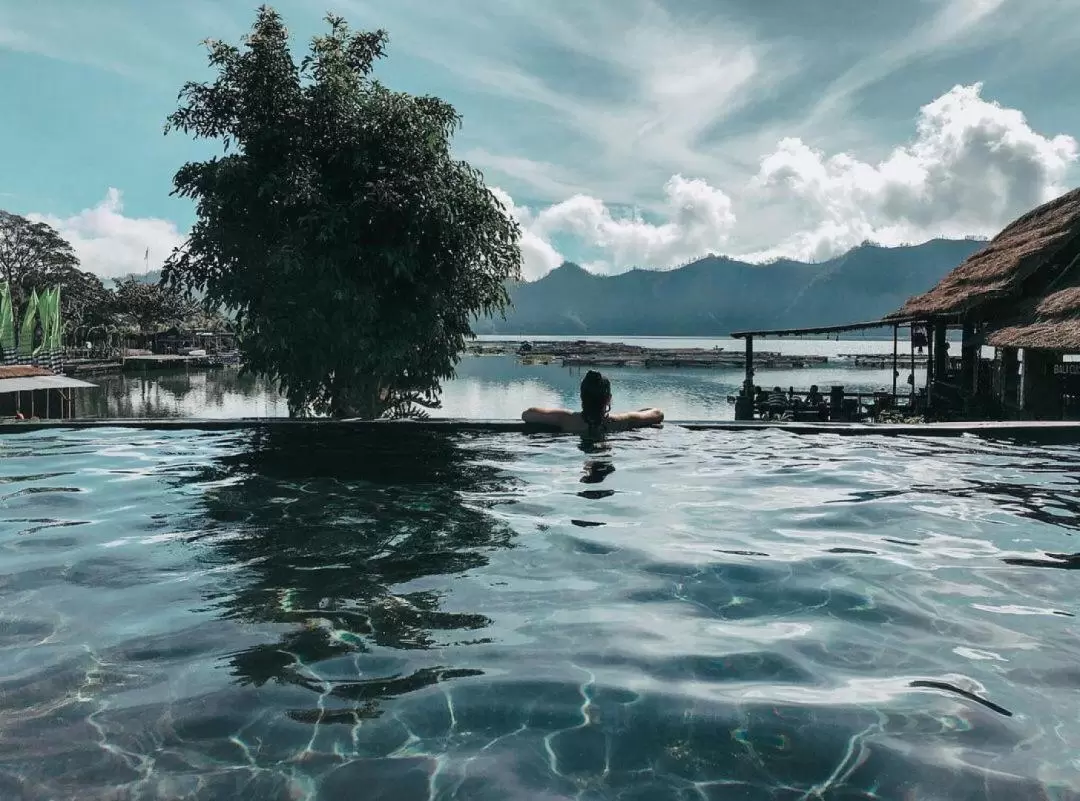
475,239,985,336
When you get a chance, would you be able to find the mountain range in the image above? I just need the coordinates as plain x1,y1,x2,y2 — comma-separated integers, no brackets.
475,239,985,336
126,239,987,337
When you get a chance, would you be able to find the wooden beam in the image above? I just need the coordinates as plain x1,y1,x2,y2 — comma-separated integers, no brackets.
731,318,919,339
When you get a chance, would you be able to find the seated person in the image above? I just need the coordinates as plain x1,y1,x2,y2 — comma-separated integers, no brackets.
754,386,769,416
767,386,788,419
806,384,823,407
522,370,664,435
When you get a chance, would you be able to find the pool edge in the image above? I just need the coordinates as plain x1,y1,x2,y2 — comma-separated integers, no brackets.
3,417,1080,441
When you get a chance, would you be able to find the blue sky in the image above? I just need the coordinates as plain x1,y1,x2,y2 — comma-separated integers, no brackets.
2,0,1080,279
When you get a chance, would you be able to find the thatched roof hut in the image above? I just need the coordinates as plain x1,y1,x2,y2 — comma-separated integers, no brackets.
891,188,1080,321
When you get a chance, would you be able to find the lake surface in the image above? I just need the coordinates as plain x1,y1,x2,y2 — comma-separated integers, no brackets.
76,338,929,420
0,425,1077,799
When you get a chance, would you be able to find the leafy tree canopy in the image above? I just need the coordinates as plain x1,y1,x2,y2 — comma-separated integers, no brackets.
60,268,116,334
114,276,201,333
161,6,522,418
0,209,113,333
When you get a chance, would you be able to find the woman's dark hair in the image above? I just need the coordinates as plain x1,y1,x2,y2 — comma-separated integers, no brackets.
580,370,611,434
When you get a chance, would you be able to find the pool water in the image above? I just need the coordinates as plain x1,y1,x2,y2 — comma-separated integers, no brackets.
1,426,1078,800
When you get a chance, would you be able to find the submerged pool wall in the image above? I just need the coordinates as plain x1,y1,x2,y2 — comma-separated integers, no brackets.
4,417,1080,441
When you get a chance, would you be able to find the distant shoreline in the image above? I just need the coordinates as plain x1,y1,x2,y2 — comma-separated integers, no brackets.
473,333,898,342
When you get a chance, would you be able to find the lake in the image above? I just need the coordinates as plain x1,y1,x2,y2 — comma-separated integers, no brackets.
75,337,929,420
0,424,1076,798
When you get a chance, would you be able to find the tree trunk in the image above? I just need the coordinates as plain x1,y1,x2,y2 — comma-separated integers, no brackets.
329,377,384,419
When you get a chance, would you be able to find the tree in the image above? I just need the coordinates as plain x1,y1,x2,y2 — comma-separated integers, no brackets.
0,210,79,311
59,269,115,336
161,6,521,418
0,209,116,336
114,276,200,333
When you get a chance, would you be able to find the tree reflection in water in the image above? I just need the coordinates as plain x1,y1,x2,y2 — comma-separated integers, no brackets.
75,367,284,418
180,425,520,717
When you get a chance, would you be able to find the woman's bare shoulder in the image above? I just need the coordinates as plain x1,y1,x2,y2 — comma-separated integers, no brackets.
522,407,586,431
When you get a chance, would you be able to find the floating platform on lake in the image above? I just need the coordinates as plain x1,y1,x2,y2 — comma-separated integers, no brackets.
468,340,828,370
4,417,1080,442
63,360,123,376
837,353,930,369
120,353,239,371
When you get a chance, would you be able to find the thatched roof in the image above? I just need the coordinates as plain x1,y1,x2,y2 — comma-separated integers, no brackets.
891,188,1080,319
0,366,53,379
985,267,1080,349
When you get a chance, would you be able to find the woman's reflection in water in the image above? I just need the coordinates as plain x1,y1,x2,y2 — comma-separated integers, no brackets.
579,438,615,499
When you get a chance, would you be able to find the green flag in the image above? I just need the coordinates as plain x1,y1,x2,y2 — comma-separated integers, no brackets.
51,286,63,356
0,283,14,365
34,288,52,359
18,289,38,362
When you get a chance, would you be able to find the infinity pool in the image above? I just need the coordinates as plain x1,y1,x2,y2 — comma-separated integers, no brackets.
1,426,1078,800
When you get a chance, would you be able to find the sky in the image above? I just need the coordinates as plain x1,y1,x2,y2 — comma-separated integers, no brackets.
2,0,1080,281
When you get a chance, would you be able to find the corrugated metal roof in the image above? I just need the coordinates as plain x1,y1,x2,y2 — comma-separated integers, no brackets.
0,375,97,393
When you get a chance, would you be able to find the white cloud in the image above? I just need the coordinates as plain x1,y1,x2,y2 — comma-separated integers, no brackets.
530,176,736,275
496,83,1078,277
489,187,565,280
493,176,739,278
29,188,186,279
748,83,1078,261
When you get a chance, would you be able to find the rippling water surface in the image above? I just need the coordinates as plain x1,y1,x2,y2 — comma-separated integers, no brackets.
1,426,1079,800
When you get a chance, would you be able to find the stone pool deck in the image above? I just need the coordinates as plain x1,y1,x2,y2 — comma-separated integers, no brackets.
4,417,1080,440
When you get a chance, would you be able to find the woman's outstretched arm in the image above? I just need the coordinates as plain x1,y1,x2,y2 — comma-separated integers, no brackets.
609,408,664,429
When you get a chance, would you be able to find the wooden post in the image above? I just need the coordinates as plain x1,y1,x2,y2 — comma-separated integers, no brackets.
735,335,755,421
926,322,934,404
960,320,977,395
830,385,845,420
1021,349,1063,419
933,320,948,380
1000,347,1019,413
927,319,948,411
892,324,898,401
744,335,754,392
910,325,916,403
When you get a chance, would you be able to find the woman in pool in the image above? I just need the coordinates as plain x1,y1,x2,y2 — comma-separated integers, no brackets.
521,370,664,436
